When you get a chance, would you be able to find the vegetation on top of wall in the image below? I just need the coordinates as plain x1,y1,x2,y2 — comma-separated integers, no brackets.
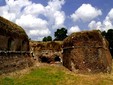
63,30,103,47
0,16,28,39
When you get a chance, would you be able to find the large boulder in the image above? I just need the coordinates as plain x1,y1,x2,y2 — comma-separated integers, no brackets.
63,30,112,73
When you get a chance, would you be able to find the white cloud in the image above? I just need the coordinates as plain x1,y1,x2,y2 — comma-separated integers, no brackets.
47,0,65,11
23,3,45,16
0,0,65,40
88,20,102,30
29,29,50,36
2,11,16,21
54,11,65,26
68,26,81,34
16,14,48,30
16,14,51,40
88,9,113,32
108,8,113,20
45,0,65,29
71,4,102,22
0,0,31,21
103,17,113,31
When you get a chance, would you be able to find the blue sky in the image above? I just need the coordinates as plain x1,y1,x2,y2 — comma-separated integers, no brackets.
0,0,113,40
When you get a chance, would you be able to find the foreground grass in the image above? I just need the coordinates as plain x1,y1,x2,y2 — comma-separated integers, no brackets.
0,64,113,85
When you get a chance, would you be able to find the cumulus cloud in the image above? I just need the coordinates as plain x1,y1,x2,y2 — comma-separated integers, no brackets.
29,29,50,36
108,8,113,21
88,20,102,30
45,0,65,29
2,0,31,21
23,3,45,16
16,14,51,40
88,8,113,31
71,4,102,22
103,17,113,31
68,26,81,34
0,0,65,40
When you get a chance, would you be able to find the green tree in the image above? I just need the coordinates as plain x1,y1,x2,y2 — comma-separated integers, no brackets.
101,31,106,37
42,36,52,42
43,37,47,42
54,27,67,41
46,36,52,41
102,29,113,57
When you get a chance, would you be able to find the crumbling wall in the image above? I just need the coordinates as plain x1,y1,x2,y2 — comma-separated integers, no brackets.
0,52,33,74
30,41,63,63
0,16,32,74
63,30,112,73
0,16,29,51
0,35,8,50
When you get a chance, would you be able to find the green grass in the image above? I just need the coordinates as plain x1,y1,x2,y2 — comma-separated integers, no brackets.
0,64,113,85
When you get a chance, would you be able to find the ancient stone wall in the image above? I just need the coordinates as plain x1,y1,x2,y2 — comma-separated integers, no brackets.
0,52,33,74
0,16,32,74
0,16,29,51
30,41,63,63
0,31,29,51
63,30,112,73
0,35,8,50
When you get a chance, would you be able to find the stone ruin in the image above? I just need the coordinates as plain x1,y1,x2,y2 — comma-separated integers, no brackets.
63,30,112,73
30,41,63,63
0,16,112,74
0,16,33,74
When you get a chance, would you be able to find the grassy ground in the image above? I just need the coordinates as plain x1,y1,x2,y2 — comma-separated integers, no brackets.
0,63,113,85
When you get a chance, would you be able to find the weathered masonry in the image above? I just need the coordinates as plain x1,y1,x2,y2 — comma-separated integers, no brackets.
30,41,63,63
0,16,33,74
63,30,112,73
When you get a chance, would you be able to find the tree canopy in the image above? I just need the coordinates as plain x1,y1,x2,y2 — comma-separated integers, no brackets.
42,36,52,42
54,27,67,41
102,29,113,57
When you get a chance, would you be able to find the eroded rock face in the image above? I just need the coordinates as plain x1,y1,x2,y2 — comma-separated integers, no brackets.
63,30,112,73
